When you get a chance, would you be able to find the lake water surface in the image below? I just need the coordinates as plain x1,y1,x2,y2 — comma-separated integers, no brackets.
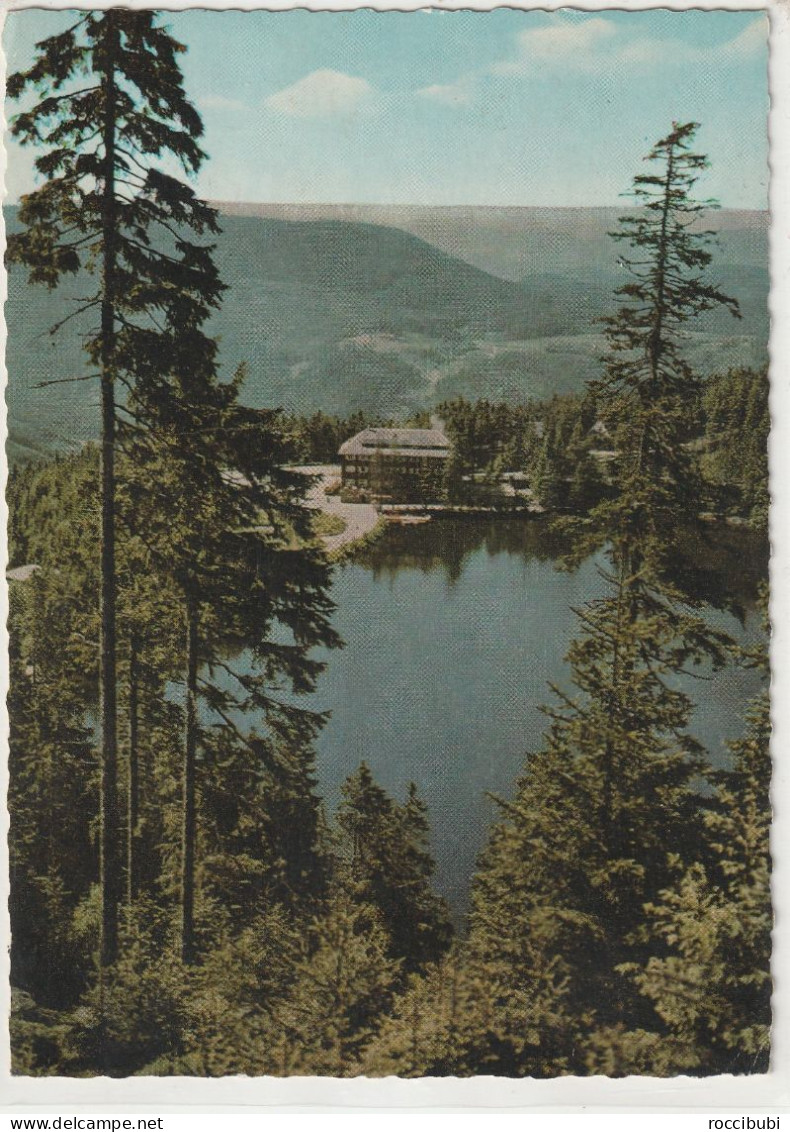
309,518,767,915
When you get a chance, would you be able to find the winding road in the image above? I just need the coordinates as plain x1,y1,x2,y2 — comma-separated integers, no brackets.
294,464,381,553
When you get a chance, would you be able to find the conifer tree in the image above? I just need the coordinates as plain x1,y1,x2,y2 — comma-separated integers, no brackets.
273,891,402,1076
363,940,578,1077
532,437,564,511
122,384,340,962
8,10,224,970
702,367,769,526
621,626,771,1074
338,765,453,972
361,951,476,1076
468,123,743,1066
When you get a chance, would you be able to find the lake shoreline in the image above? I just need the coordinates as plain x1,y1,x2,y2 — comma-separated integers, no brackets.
310,514,767,915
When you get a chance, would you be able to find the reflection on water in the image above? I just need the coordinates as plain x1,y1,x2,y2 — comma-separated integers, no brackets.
310,517,767,917
357,516,769,617
662,521,768,624
355,517,575,586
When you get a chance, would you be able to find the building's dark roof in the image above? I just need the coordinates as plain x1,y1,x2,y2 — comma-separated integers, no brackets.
339,428,451,459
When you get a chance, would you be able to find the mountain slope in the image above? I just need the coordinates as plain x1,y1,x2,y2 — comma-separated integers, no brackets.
215,201,769,281
5,205,768,462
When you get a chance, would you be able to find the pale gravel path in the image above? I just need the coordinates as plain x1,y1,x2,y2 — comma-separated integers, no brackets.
293,465,381,553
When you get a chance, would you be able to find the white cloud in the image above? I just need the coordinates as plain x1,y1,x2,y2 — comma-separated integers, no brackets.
417,79,472,107
617,18,765,69
265,69,375,118
490,15,766,77
722,17,767,60
492,17,616,75
197,94,249,113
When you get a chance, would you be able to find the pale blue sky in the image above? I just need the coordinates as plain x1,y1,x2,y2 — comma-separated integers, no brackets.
3,8,769,208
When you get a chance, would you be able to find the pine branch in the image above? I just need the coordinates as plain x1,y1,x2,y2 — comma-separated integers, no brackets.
34,372,100,389
46,298,101,336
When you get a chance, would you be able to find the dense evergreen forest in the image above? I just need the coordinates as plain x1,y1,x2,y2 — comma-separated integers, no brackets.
6,10,770,1078
282,367,768,522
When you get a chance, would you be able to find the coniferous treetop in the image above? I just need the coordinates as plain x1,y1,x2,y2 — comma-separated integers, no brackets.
7,10,225,407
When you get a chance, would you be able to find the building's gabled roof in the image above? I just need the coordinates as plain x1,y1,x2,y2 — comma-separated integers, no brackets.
339,428,451,459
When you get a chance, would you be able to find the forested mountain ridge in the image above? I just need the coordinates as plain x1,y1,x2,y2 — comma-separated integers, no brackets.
5,204,768,463
213,201,768,282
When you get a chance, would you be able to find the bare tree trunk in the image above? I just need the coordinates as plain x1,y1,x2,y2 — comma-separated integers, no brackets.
181,594,199,964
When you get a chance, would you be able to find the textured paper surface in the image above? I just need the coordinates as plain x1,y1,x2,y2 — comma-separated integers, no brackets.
1,0,787,1110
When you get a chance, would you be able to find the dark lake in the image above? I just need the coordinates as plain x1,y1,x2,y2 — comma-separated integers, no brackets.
308,517,768,916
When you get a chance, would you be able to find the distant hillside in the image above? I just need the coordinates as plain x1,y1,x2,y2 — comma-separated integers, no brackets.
214,201,769,282
5,204,768,463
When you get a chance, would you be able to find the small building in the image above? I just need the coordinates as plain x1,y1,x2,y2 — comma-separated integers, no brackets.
7,563,40,583
339,427,451,502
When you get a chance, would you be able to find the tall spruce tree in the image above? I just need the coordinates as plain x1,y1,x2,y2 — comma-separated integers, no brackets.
8,10,224,970
468,123,743,1070
121,382,341,963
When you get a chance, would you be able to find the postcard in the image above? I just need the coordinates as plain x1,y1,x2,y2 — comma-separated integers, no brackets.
1,0,787,1111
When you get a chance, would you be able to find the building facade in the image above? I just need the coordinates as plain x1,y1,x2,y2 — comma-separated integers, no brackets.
339,427,451,502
